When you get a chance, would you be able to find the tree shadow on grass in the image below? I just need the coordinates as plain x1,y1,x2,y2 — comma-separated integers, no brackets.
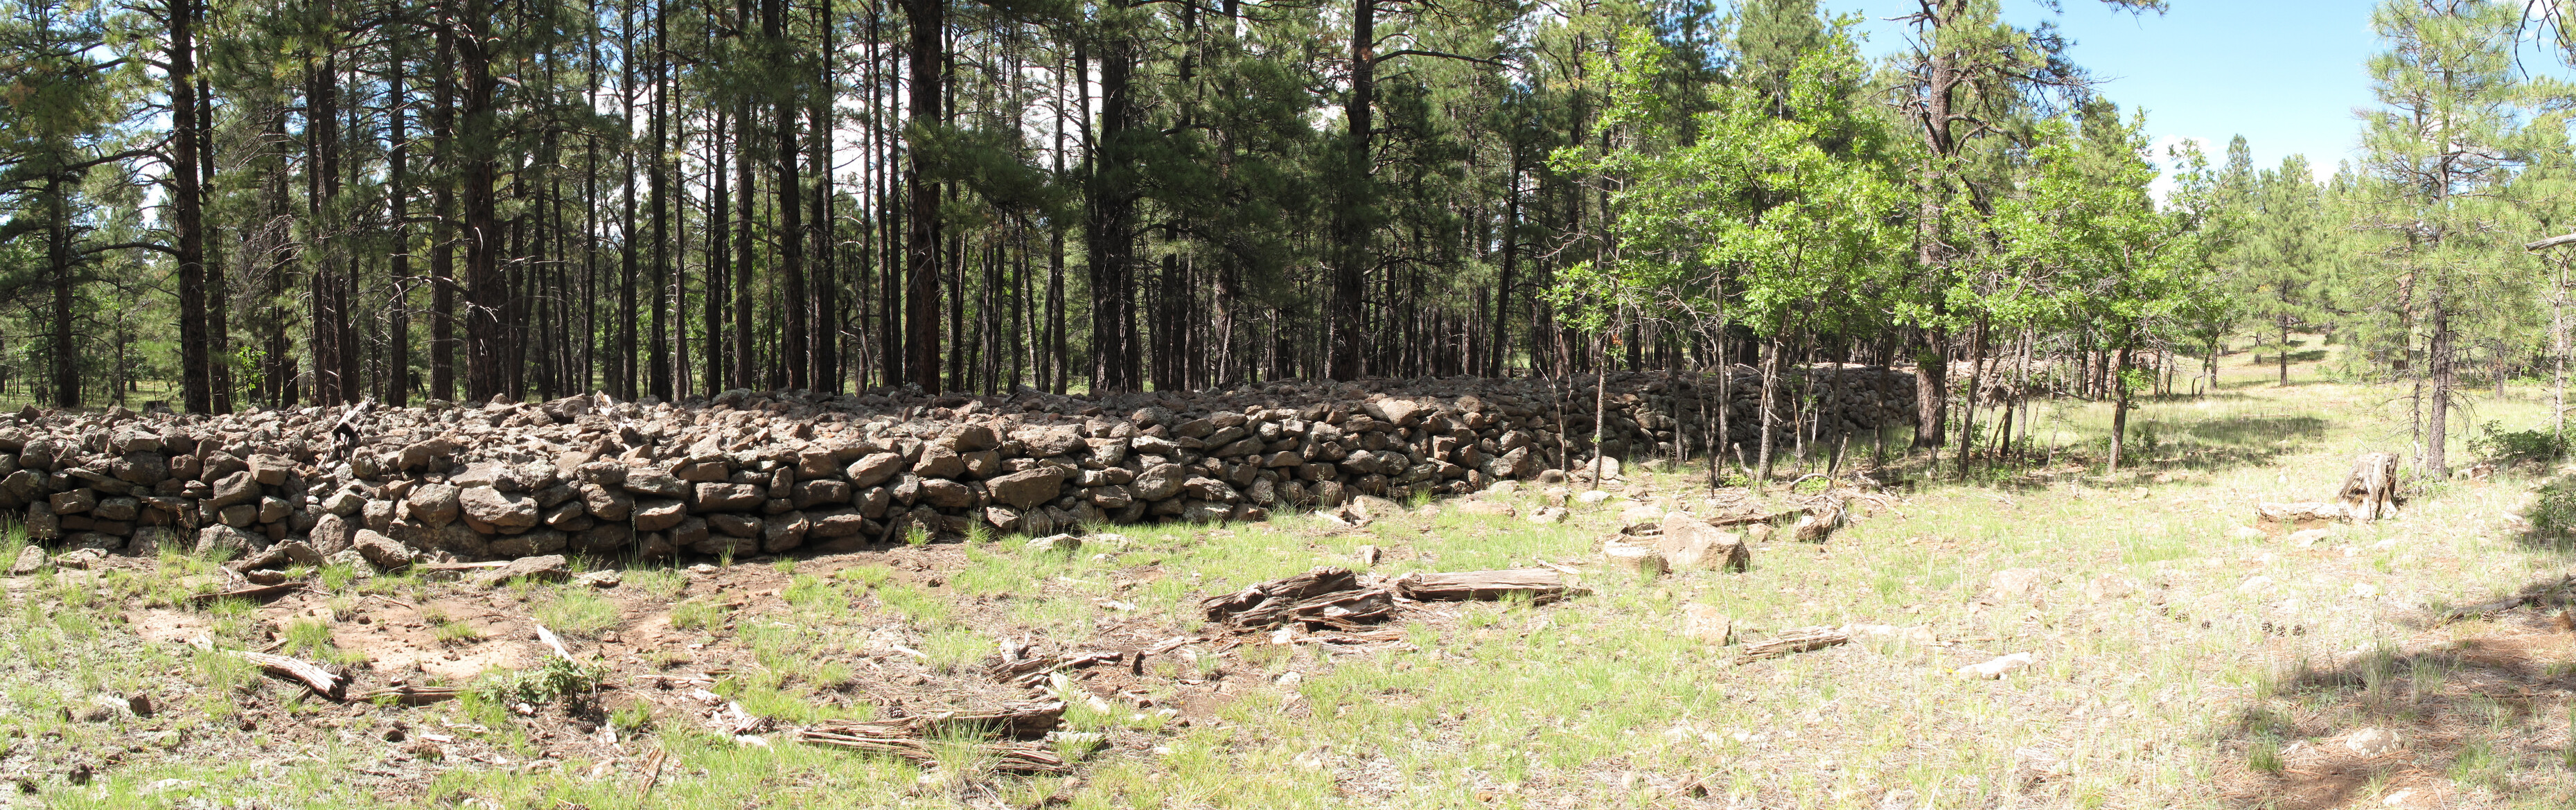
1964,410,2329,492
2214,606,2576,809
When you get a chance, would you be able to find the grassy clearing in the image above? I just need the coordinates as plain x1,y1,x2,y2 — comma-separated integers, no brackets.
8,339,2576,808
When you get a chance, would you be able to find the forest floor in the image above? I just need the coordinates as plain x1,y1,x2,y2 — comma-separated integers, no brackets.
10,341,2576,809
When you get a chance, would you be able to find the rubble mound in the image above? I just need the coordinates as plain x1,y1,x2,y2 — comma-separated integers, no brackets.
8,367,1912,565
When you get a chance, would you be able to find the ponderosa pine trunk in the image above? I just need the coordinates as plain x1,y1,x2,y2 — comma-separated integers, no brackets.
1325,0,1375,382
901,0,942,393
460,0,505,402
170,0,211,412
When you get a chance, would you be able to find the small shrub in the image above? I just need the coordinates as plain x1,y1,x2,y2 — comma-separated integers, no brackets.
473,655,607,706
2471,421,2568,464
2528,479,2576,537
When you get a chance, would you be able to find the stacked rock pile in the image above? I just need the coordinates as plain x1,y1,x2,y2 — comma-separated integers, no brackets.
3,367,1913,567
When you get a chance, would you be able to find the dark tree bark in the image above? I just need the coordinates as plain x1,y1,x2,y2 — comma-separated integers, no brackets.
732,93,755,391
708,103,731,394
170,0,211,412
1325,0,1375,382
387,30,413,406
766,0,809,391
650,0,673,399
460,0,506,401
901,0,943,392
46,177,76,407
431,13,457,403
809,0,836,393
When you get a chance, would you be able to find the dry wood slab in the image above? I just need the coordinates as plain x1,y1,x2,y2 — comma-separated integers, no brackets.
231,650,346,698
1202,567,1362,627
351,684,463,705
187,582,303,604
1391,569,1567,602
795,728,1070,774
1733,626,1849,664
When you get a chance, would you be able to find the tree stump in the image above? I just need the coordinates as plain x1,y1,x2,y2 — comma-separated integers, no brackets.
2336,451,2400,522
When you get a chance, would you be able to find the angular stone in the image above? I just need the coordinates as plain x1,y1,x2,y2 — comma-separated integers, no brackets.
761,511,809,553
309,512,353,556
196,524,261,556
621,468,688,498
1132,464,1185,501
793,479,852,509
457,486,540,534
487,528,568,558
319,488,365,516
1027,534,1081,554
917,478,976,509
248,454,294,486
986,468,1064,509
256,496,290,523
472,554,571,588
543,500,590,530
693,482,766,512
911,444,966,479
667,516,711,547
1678,604,1731,645
985,505,1024,532
845,452,904,488
708,513,761,538
93,495,138,522
579,482,634,521
631,499,687,532
1657,513,1750,572
50,488,96,515
405,483,460,527
6,545,44,576
961,450,1002,479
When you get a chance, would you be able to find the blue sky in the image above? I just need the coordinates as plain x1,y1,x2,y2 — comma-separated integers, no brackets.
1829,0,2385,184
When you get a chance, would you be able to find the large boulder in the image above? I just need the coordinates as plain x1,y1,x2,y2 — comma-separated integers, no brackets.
692,482,766,512
406,483,461,527
917,478,976,509
632,499,687,532
986,468,1064,510
1132,464,1186,502
579,482,634,520
457,486,540,534
845,452,905,488
205,470,260,509
1657,512,1750,572
911,445,966,479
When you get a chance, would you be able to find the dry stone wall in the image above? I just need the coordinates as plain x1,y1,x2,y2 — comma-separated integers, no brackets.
3,367,1912,567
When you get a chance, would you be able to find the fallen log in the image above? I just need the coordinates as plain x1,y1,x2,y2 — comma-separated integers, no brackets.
1733,626,1850,664
813,700,1066,740
188,583,303,604
2255,502,2346,532
1392,569,1567,602
1273,587,1400,630
1202,567,1361,627
795,728,1070,775
351,684,462,705
232,650,346,698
